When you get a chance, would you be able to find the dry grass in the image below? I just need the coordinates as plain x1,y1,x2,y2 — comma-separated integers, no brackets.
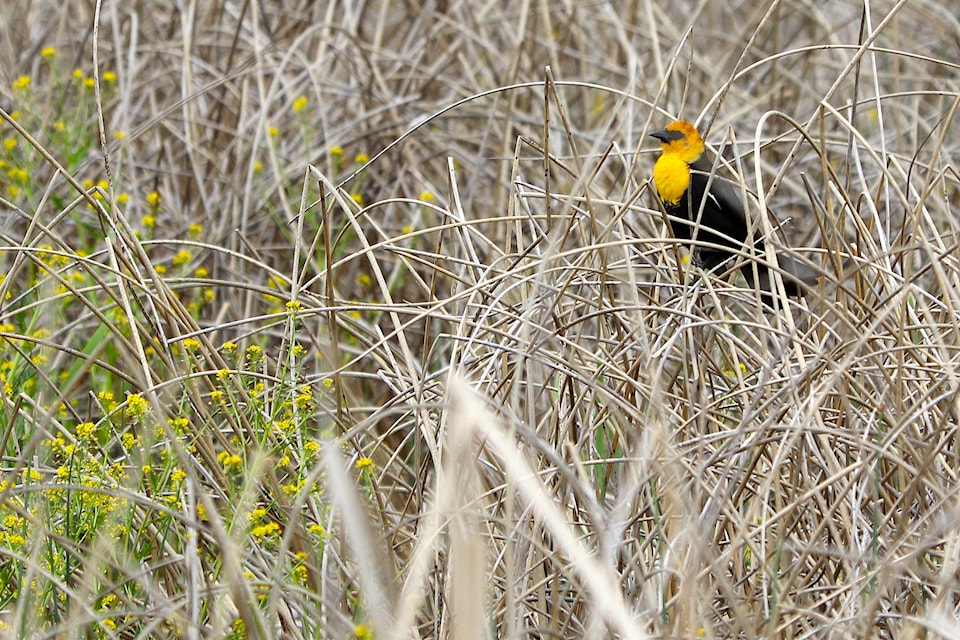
1,0,959,638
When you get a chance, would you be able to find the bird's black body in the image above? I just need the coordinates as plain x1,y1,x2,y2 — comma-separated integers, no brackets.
665,156,753,274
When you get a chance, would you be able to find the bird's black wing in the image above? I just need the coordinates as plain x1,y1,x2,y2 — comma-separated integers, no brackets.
669,156,823,300
687,156,751,248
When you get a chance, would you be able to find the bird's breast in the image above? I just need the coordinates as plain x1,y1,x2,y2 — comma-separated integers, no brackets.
653,154,691,206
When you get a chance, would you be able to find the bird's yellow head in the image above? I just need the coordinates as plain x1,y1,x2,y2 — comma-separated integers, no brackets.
650,120,705,163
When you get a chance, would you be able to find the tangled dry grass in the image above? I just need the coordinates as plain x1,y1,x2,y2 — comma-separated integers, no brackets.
1,0,959,638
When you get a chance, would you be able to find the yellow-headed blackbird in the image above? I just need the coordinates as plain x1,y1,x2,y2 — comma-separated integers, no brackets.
651,119,820,297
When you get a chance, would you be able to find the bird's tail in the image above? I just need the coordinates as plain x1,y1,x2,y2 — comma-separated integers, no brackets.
740,253,822,298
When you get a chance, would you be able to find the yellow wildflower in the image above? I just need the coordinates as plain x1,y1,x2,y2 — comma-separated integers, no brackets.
76,422,96,440
124,393,150,421
172,249,191,266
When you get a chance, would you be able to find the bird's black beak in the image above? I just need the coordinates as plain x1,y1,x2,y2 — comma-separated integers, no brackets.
650,128,685,143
